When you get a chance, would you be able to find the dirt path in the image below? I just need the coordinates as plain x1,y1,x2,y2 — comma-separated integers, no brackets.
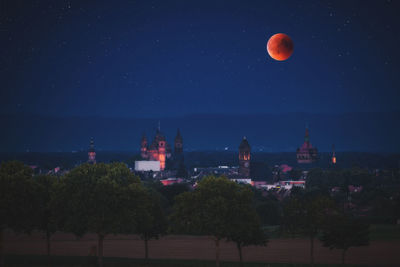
4,232,400,266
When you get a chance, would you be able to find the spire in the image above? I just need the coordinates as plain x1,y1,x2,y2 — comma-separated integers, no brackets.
332,144,336,164
304,127,310,143
89,137,95,152
239,136,250,150
88,137,96,164
141,133,147,142
174,128,183,154
175,128,182,140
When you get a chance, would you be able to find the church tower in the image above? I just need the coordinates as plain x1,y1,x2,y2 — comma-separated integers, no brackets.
88,138,96,164
174,129,183,154
140,134,148,159
331,144,336,164
156,129,167,170
296,127,318,163
239,137,251,178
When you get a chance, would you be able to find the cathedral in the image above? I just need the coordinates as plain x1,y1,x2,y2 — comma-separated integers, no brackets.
296,127,318,163
140,128,183,171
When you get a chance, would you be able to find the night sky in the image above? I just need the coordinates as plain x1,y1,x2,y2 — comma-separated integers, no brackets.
1,0,399,119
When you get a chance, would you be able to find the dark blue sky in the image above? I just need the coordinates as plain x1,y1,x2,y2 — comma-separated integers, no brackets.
1,0,399,118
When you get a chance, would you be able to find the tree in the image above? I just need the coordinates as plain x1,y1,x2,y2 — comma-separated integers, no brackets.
282,190,334,266
281,196,303,238
254,193,281,226
320,214,369,264
57,162,142,267
134,189,167,262
226,207,268,267
171,176,265,267
33,174,58,263
0,161,37,267
302,193,335,266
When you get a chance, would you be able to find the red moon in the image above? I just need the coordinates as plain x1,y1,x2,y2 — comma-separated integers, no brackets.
267,33,294,61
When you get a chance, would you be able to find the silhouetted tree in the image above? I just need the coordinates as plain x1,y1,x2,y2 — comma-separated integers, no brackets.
281,196,303,238
226,207,268,267
282,190,334,266
171,176,262,267
58,162,143,267
320,214,369,264
134,189,167,262
33,174,58,263
0,161,37,267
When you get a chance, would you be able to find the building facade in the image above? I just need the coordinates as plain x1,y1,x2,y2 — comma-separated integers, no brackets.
140,128,184,171
140,129,171,170
296,127,318,163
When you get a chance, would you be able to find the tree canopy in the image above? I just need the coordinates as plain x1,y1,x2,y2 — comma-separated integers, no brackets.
57,162,144,267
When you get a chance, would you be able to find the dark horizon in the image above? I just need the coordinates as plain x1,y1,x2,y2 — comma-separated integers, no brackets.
1,111,399,153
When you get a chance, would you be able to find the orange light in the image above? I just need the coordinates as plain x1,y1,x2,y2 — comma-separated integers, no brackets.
332,157,336,164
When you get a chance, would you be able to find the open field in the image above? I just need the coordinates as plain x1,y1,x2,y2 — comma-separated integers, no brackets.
4,231,400,266
3,255,371,267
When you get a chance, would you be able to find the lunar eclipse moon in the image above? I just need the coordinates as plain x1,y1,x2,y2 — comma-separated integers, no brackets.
267,33,294,61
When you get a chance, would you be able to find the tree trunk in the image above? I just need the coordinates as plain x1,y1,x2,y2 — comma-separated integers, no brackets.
144,236,149,262
46,230,51,265
342,248,347,265
310,236,314,267
215,238,220,267
98,234,105,267
0,228,4,267
237,243,243,267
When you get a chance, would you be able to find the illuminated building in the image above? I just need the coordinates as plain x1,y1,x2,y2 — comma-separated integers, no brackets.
88,138,96,164
140,128,174,171
296,127,318,163
238,136,251,178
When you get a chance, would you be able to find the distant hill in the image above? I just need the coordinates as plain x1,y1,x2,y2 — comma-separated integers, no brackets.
0,111,399,153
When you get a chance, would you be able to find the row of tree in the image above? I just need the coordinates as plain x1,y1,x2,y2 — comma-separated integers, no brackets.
1,161,372,267
0,161,166,267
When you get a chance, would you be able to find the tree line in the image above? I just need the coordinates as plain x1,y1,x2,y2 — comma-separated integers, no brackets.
1,161,385,267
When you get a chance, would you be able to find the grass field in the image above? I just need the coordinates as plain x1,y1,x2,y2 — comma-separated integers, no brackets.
369,224,400,240
264,224,400,240
4,227,400,266
4,254,369,267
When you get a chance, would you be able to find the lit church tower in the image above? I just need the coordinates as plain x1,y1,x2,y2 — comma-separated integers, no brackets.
88,138,96,164
239,137,251,178
139,124,172,171
331,144,337,164
157,130,167,170
296,127,318,163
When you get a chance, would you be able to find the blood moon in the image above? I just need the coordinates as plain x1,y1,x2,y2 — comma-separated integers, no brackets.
267,33,294,61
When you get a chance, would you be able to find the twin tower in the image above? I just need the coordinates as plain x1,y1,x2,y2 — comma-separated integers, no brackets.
140,128,183,170
140,129,251,178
